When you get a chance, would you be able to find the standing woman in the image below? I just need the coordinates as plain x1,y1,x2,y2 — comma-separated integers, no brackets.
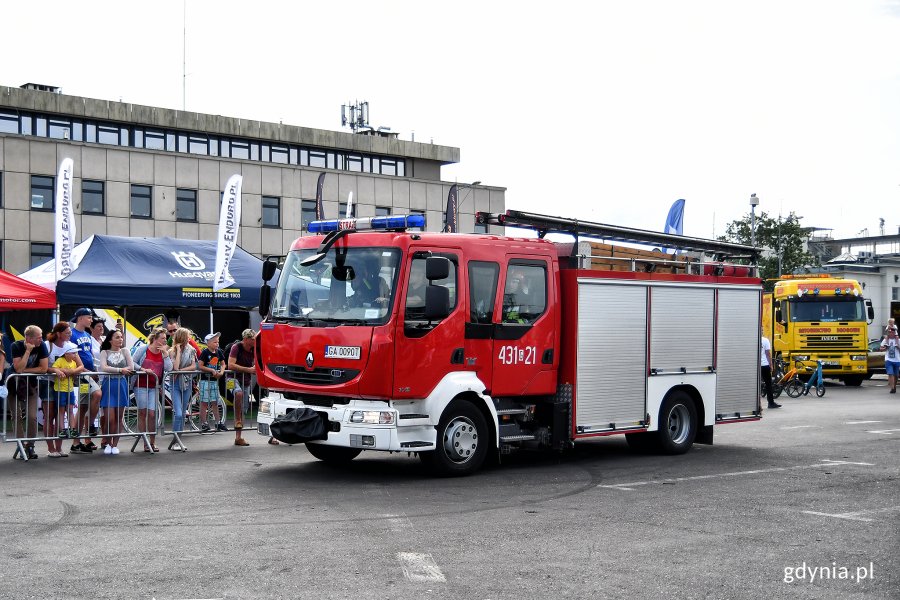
168,327,198,449
132,328,172,452
98,329,134,454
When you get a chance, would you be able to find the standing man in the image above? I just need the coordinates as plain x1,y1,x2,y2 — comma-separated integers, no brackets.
70,308,103,453
227,329,256,447
761,331,780,409
9,325,49,459
880,325,900,393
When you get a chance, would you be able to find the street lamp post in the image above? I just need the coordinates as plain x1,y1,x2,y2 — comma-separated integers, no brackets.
749,193,760,246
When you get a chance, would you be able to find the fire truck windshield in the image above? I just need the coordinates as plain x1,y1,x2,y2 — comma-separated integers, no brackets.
788,297,866,322
271,247,401,325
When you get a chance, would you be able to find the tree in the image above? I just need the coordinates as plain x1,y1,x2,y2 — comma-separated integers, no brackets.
720,211,816,289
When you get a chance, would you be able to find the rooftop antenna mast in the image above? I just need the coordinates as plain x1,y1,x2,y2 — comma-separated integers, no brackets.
341,100,370,133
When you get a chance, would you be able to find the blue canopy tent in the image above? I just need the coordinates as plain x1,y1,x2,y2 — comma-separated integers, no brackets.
46,235,273,308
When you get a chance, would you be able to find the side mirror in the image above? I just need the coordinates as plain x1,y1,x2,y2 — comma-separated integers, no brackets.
866,300,874,322
262,258,278,283
424,285,450,320
425,256,450,281
775,309,783,324
258,284,272,318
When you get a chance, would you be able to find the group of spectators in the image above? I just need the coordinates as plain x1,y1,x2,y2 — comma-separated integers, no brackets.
1,309,264,460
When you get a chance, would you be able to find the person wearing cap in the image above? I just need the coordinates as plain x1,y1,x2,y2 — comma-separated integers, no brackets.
70,308,103,454
198,332,227,433
44,321,86,455
227,329,256,446
47,342,80,457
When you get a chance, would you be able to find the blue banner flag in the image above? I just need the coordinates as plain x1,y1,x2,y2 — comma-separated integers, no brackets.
662,199,685,254
445,184,458,233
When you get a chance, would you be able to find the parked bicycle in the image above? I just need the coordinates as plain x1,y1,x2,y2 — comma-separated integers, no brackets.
801,359,826,397
764,357,804,399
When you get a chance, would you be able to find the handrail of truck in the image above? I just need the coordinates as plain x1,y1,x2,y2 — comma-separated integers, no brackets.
477,209,761,262
580,253,760,277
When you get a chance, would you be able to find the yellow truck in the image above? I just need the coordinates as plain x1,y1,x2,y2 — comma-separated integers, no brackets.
762,275,874,386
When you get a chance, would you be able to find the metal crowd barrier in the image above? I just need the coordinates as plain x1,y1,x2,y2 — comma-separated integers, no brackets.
1,371,162,461
162,368,259,452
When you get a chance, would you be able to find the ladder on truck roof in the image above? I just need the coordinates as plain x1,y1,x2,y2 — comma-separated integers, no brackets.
476,209,760,275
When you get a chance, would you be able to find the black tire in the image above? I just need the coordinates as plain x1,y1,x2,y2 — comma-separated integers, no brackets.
420,399,489,476
652,392,697,455
816,383,826,397
305,443,361,463
843,376,863,387
784,379,804,398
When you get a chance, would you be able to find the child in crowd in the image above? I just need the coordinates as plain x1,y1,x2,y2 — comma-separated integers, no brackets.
198,332,227,432
50,342,80,457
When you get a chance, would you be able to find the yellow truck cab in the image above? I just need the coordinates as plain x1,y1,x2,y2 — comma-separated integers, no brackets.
762,275,874,386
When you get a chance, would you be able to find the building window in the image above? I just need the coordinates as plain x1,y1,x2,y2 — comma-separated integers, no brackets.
176,188,197,222
48,118,72,140
380,159,398,176
0,111,18,134
346,154,363,173
30,242,54,268
375,206,391,217
188,136,209,155
82,180,105,215
30,175,54,211
309,150,326,168
230,140,250,160
130,184,152,218
339,202,350,218
301,199,317,230
0,172,3,208
262,196,281,228
98,124,124,145
474,222,488,234
270,144,289,165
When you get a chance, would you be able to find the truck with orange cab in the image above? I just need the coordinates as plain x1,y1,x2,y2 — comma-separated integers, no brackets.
762,275,873,386
254,210,763,476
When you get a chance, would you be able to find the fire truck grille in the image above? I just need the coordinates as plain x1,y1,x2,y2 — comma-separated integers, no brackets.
802,335,859,349
268,364,360,386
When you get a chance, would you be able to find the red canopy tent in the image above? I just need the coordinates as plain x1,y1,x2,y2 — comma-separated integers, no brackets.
0,268,57,311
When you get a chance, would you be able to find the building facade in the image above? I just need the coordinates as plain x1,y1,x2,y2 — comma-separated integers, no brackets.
0,84,504,274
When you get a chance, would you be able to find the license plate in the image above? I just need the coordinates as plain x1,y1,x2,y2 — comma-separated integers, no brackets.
324,345,361,360
822,362,841,368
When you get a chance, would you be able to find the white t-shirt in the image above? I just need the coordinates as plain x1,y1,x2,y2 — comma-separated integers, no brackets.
882,336,900,364
760,336,772,367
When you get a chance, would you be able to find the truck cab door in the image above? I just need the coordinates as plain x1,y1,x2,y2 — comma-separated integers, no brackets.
394,251,465,399
464,261,500,394
490,259,558,397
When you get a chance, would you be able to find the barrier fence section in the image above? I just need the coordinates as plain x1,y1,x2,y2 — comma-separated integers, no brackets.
157,368,259,452
2,369,261,459
1,371,161,461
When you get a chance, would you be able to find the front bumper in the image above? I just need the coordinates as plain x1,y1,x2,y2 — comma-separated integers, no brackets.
257,397,436,452
788,354,867,375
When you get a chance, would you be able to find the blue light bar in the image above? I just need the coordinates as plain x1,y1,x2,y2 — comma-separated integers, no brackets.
308,214,426,234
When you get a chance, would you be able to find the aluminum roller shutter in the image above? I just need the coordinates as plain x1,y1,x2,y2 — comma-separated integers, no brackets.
576,281,647,430
716,288,761,416
650,286,714,373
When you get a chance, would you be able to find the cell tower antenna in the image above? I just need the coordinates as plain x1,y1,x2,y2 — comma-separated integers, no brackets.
340,100,370,133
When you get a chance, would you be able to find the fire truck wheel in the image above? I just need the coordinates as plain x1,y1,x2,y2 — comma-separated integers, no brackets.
654,392,697,455
421,399,488,476
305,443,362,463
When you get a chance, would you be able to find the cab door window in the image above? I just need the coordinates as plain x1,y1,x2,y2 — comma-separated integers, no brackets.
502,264,547,324
468,261,499,324
404,253,457,333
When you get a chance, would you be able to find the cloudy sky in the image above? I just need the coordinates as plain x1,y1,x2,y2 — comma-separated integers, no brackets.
4,0,900,240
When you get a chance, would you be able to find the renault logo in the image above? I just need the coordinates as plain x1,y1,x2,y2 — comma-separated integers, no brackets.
306,352,314,369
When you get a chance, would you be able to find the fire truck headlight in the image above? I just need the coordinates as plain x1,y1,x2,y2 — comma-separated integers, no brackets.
259,401,271,415
350,410,395,425
851,355,866,361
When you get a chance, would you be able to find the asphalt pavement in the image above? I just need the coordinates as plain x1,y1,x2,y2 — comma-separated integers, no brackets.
1,378,898,600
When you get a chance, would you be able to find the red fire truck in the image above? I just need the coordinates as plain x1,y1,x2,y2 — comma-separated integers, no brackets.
255,210,763,476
